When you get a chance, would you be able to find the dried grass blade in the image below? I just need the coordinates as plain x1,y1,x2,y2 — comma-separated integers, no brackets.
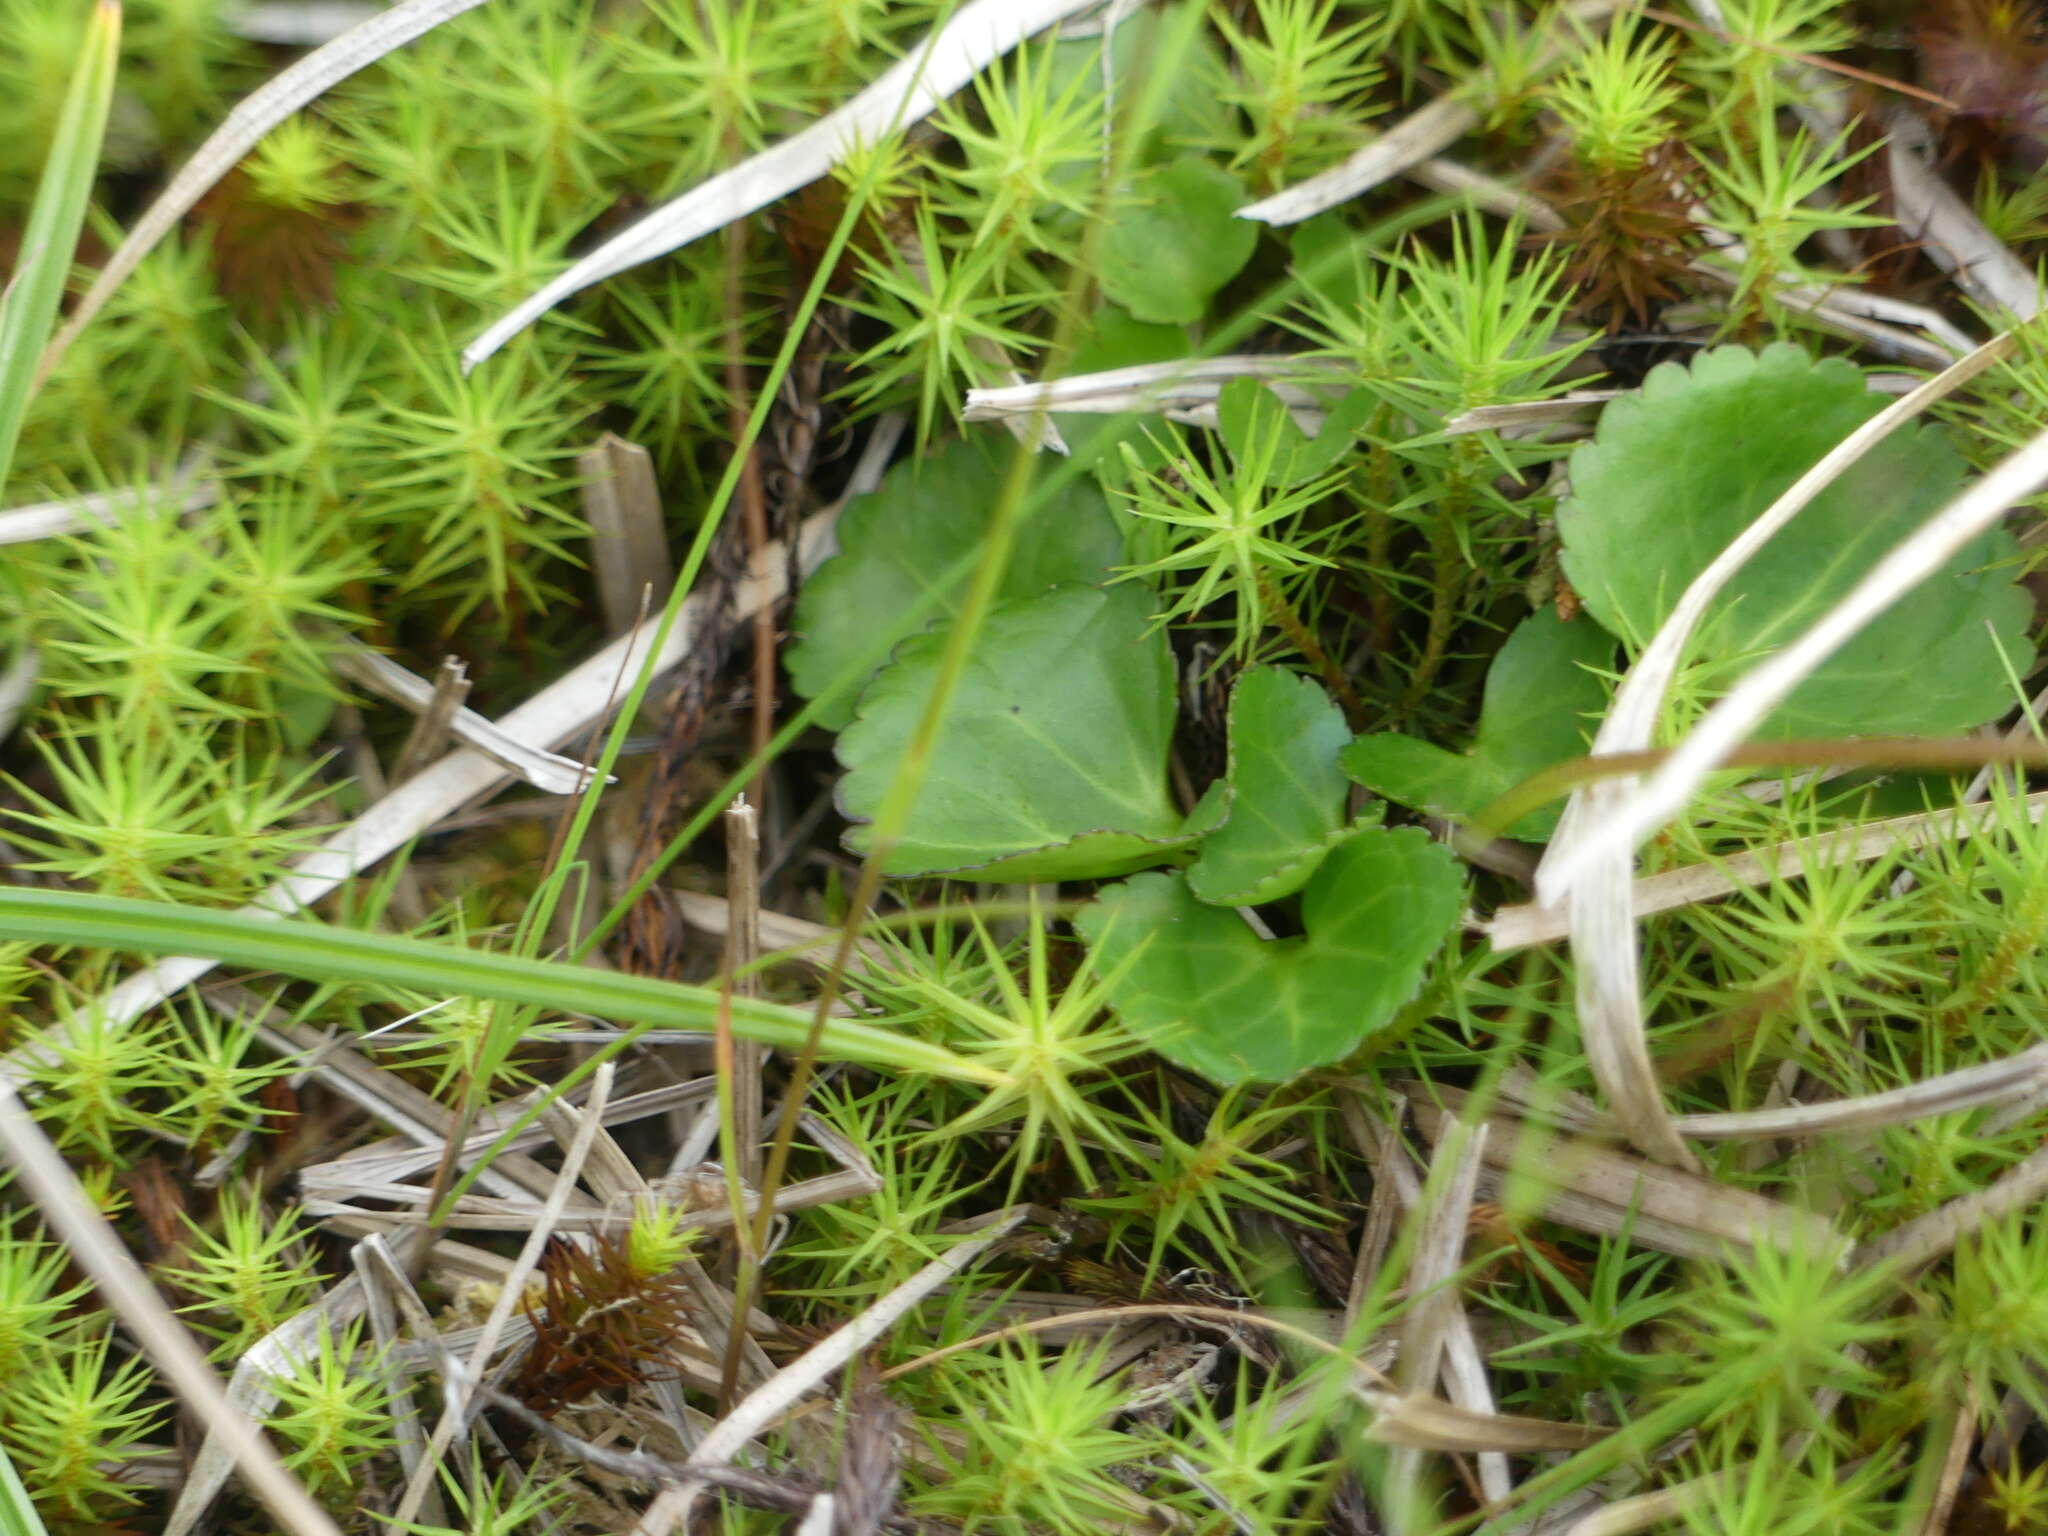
349,1237,443,1525
580,433,676,638
1397,1119,1485,1395
1233,0,1617,226
285,1034,681,1201
0,462,217,545
962,355,1333,424
462,0,1111,370
832,1372,903,1536
0,1078,343,1536
1671,1043,2048,1140
42,0,492,376
1920,1387,1979,1536
1523,331,2023,1164
1406,1091,1851,1261
1565,839,1697,1167
328,638,607,794
1342,1108,1404,1325
1486,786,2048,949
1395,1119,1512,1504
1682,265,1965,368
1557,1471,1736,1536
1409,154,1565,230
391,1063,616,1526
1235,94,1476,226
630,1206,1030,1535
167,1231,420,1536
1361,1393,1602,1453
1859,1138,2048,1273
0,647,37,745
1886,111,2041,320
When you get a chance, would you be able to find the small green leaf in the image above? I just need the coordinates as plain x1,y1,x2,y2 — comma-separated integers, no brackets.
1079,826,1465,1084
836,583,1190,880
1215,379,1371,489
0,0,120,495
1099,156,1259,325
1216,377,1311,486
1559,343,2033,737
1294,388,1375,480
1343,611,1614,839
1187,665,1362,906
787,435,1123,729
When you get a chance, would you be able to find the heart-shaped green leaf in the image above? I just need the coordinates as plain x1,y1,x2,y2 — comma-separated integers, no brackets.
835,583,1191,880
787,435,1124,730
1100,156,1259,325
1559,343,2032,738
1078,826,1465,1084
1343,610,1614,840
1187,665,1364,906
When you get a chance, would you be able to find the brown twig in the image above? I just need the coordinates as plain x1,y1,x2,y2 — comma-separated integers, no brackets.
724,219,777,810
714,798,765,1407
1638,6,1959,111
1258,567,1367,730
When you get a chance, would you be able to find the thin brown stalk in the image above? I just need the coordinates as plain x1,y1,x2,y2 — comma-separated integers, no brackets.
723,801,766,1187
714,797,765,1409
724,219,777,808
1258,567,1366,729
1638,6,1958,110
1397,541,1466,721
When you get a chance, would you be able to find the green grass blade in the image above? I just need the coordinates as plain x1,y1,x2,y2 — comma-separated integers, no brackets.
0,0,120,493
0,887,996,1084
0,1438,49,1536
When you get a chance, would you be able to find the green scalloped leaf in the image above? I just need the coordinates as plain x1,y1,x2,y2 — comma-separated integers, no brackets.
1186,665,1364,906
786,435,1124,730
835,583,1191,880
1078,826,1465,1085
1558,343,2032,738
1100,156,1259,325
1342,611,1614,840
